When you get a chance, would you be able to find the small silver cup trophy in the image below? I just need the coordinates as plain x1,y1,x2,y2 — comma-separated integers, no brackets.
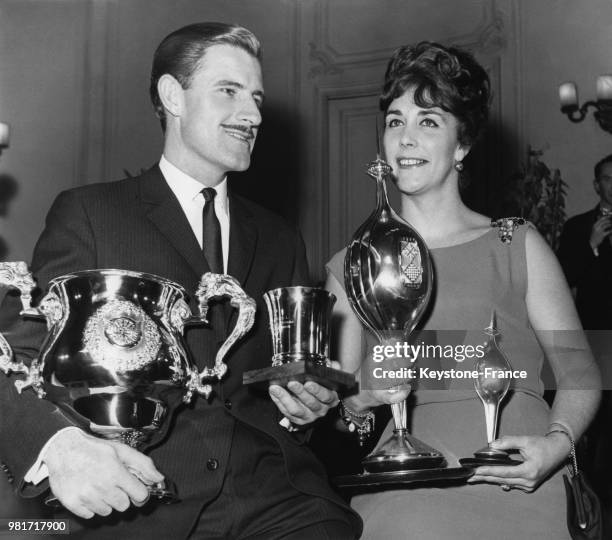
243,287,356,395
0,262,256,503
344,139,446,472
459,313,518,467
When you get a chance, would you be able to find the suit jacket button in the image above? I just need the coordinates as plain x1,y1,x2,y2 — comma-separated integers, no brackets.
206,458,219,471
224,399,232,410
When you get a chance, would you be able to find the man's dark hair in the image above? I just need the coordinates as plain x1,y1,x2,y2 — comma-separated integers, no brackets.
594,154,612,180
380,41,490,147
150,22,261,131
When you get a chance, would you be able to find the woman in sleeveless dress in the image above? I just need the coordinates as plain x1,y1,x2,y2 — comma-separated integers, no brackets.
325,42,601,539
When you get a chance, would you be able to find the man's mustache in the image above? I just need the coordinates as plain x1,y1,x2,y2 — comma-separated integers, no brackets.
221,124,256,139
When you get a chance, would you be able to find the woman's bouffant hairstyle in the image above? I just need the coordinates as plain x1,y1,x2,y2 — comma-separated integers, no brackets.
380,41,490,147
150,22,261,131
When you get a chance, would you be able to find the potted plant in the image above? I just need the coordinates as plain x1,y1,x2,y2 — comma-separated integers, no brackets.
503,146,567,251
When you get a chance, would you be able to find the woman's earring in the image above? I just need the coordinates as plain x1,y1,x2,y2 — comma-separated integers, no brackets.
454,160,464,172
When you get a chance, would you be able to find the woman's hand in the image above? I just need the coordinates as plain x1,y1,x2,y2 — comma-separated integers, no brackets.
467,432,571,492
342,384,412,413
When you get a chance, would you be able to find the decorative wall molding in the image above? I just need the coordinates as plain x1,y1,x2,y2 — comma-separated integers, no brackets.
79,0,119,185
308,42,343,79
332,102,382,248
306,83,380,277
308,0,507,78
448,1,507,55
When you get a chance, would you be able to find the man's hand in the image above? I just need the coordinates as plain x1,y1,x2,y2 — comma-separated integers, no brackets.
590,215,612,251
269,380,339,427
44,429,165,519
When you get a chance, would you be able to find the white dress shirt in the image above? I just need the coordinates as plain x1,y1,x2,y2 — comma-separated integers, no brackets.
25,156,232,485
159,155,230,273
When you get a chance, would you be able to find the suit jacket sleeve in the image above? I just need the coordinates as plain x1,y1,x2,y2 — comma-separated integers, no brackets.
0,189,97,495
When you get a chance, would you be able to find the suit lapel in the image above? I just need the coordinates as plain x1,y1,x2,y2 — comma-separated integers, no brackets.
227,194,258,288
139,166,210,278
225,194,258,331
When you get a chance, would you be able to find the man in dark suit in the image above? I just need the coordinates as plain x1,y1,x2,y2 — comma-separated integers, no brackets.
0,22,361,539
557,154,612,330
557,153,612,519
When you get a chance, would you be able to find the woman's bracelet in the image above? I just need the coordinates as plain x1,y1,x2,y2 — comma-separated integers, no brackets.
545,422,578,475
338,401,375,445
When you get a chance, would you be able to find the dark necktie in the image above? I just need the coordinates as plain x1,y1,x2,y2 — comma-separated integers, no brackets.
201,187,223,273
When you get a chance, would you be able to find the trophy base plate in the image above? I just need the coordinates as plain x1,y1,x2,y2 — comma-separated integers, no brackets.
459,445,521,467
242,360,358,397
361,429,447,472
362,453,447,473
333,467,474,492
458,455,521,467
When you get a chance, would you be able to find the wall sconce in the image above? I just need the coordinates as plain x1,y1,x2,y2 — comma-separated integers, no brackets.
559,76,612,134
0,122,9,155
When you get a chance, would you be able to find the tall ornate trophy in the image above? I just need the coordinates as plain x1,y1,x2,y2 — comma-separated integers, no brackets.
0,263,256,501
243,286,356,396
344,140,446,472
459,312,518,467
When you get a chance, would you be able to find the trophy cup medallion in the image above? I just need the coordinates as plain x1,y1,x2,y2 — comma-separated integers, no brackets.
344,141,446,473
459,312,519,467
242,286,357,396
0,263,256,503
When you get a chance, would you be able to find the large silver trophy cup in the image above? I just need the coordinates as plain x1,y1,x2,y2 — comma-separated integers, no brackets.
243,287,356,396
344,148,446,472
0,262,256,502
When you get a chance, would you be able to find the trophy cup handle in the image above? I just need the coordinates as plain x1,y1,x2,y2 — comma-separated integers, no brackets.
0,261,38,316
184,273,256,400
0,262,48,397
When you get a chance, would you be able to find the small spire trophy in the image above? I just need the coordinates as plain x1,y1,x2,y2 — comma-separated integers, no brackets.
460,312,519,467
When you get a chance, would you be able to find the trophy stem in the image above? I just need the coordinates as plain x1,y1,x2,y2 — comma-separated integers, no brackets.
390,400,407,430
483,400,499,444
470,400,514,462
375,175,390,211
461,394,515,466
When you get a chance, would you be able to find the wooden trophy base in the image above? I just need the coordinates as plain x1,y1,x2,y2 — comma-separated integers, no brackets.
243,360,358,397
459,445,521,468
